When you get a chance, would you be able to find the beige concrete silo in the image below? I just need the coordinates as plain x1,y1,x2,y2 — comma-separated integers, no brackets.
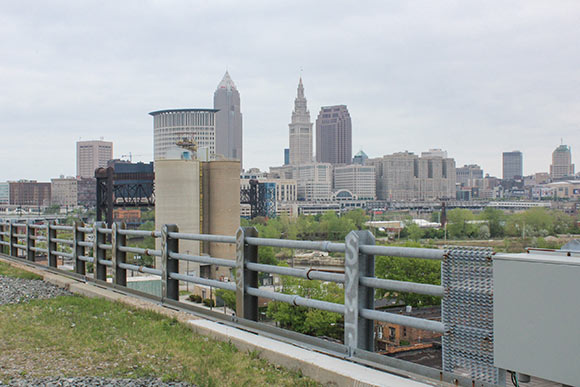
154,158,201,273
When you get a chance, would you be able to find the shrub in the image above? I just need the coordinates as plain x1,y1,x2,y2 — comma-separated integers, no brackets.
188,294,202,303
203,298,215,307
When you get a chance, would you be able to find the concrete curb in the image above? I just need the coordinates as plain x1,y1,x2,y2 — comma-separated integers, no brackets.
1,257,434,387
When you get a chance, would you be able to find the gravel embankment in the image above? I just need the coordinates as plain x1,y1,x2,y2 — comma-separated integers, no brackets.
1,377,193,386
0,275,73,305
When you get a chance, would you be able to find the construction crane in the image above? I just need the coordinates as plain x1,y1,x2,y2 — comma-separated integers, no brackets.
120,153,146,162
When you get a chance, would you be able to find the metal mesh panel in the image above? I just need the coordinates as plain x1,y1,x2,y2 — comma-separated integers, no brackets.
442,246,500,384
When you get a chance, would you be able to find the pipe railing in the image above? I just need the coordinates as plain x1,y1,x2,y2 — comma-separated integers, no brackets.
0,219,448,369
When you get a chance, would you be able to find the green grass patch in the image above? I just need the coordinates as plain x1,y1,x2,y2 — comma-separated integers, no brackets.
0,261,42,280
0,295,318,386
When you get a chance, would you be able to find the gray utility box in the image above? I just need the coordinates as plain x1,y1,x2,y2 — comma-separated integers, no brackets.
494,251,580,386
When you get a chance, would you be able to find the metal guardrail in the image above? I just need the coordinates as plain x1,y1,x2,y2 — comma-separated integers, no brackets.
0,218,499,386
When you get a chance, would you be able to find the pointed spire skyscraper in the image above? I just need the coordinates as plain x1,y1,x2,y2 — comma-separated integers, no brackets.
214,71,243,166
289,77,313,165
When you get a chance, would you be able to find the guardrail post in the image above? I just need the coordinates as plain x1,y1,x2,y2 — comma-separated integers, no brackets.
9,221,17,257
93,221,107,281
235,226,259,321
26,221,35,261
161,224,179,301
111,222,127,287
344,230,376,356
47,220,57,267
73,221,85,275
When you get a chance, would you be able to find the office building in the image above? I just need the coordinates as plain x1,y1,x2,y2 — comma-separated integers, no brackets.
352,150,368,165
9,181,51,206
77,177,96,207
0,182,9,204
76,140,113,178
214,71,243,165
550,144,574,179
51,176,78,207
333,164,376,200
315,105,352,165
421,149,448,158
294,163,333,201
502,151,523,180
150,109,217,161
368,151,456,201
288,78,313,165
456,164,484,187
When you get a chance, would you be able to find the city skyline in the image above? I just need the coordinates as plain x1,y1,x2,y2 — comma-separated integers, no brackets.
1,1,579,181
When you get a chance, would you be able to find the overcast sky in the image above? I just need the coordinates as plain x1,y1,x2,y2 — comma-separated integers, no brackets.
1,0,579,181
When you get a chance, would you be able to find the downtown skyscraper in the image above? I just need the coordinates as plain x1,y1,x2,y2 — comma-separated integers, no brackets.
288,78,313,165
315,105,352,165
214,71,243,166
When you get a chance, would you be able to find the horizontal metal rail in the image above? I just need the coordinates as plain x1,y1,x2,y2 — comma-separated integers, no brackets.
50,224,73,231
0,240,9,246
245,237,345,253
169,252,237,268
168,232,236,244
12,243,27,249
99,243,112,251
118,229,161,238
29,224,47,229
360,308,445,334
359,277,444,297
247,287,346,315
99,259,113,267
118,262,162,276
359,245,445,260
169,272,236,291
77,241,92,248
13,233,27,238
30,246,47,253
77,226,93,233
118,245,161,257
78,255,94,263
0,231,9,236
53,238,74,245
31,235,47,241
246,262,345,283
97,227,112,234
11,223,26,227
51,250,73,259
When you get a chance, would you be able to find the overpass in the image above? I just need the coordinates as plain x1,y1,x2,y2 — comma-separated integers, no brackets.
0,218,576,386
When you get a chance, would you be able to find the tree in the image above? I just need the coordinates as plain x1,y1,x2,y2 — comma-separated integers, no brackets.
266,277,344,340
446,209,476,239
478,208,505,237
215,289,236,310
342,209,368,230
375,242,441,307
405,222,424,241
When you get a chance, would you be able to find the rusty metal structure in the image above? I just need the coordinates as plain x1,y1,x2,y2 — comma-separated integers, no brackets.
96,162,155,226
240,179,276,219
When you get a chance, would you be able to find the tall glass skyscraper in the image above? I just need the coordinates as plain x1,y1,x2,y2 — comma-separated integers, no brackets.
315,105,352,165
214,71,243,166
550,144,574,179
502,151,523,180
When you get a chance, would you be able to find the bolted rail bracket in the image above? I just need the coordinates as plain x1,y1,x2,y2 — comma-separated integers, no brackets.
73,221,85,275
344,230,375,356
111,222,127,287
235,227,259,321
93,221,107,281
47,220,57,268
26,221,35,262
161,224,179,301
